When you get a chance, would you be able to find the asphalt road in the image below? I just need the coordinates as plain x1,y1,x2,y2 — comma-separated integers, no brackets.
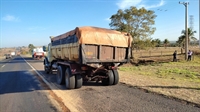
25,56,200,112
0,56,60,112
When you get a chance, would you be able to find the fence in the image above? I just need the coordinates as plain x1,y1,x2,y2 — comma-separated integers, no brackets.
132,47,200,58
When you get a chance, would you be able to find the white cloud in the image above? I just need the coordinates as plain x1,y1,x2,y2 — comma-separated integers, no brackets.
116,0,165,9
139,0,165,9
104,18,111,22
2,14,20,22
117,0,142,9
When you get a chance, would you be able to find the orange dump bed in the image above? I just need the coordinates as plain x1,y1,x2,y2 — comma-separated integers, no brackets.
51,26,132,47
50,26,132,64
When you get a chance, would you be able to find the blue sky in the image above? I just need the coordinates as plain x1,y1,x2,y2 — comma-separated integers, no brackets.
0,0,199,48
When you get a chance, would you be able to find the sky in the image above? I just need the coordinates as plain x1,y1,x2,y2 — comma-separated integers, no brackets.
0,0,199,48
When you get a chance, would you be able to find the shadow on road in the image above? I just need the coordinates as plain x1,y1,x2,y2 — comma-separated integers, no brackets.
37,70,106,90
121,82,200,92
0,70,51,95
0,56,43,64
23,57,44,63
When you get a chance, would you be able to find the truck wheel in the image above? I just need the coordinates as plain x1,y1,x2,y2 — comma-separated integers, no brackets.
102,70,114,85
57,65,65,85
112,69,119,85
44,58,50,74
44,65,49,74
65,68,75,89
75,74,83,89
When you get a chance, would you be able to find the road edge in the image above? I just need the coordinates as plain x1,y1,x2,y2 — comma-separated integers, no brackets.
22,56,80,112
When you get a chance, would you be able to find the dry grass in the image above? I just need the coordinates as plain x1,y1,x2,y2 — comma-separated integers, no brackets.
0,48,16,57
119,48,200,106
0,56,4,60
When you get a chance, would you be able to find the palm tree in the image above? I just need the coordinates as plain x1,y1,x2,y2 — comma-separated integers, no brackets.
176,28,197,47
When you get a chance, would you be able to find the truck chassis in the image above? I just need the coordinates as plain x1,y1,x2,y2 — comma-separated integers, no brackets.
44,58,119,89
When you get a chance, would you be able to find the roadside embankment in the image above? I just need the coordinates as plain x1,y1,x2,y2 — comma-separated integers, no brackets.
119,53,200,106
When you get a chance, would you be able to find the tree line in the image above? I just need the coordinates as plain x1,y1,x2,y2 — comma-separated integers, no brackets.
26,6,198,54
109,6,197,50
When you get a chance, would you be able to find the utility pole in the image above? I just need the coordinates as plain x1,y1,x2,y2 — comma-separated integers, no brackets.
179,1,189,60
199,0,200,49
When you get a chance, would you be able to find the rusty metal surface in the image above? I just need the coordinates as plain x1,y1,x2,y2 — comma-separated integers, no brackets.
51,44,128,64
116,47,126,61
84,45,98,59
84,45,127,62
100,46,113,61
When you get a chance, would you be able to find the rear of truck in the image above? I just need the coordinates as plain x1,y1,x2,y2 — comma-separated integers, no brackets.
10,52,16,57
32,48,45,59
44,26,132,89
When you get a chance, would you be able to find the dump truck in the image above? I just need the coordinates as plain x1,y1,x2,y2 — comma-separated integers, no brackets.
32,47,45,59
10,52,16,57
43,26,132,89
5,54,11,59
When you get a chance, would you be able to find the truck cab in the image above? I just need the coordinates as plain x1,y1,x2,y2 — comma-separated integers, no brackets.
5,54,11,59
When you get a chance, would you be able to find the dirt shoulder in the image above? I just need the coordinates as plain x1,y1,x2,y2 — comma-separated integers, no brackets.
0,56,5,61
119,71,200,106
119,54,200,106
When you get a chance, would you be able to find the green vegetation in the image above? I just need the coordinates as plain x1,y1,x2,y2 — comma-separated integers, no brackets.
109,6,157,50
177,28,197,48
119,54,200,82
20,49,28,55
28,44,35,54
163,39,170,48
109,7,198,51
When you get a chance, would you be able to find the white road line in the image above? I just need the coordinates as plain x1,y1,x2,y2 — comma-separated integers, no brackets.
22,57,52,89
22,57,79,112
2,65,5,68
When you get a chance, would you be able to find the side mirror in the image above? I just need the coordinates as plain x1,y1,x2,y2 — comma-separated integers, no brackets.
43,46,47,52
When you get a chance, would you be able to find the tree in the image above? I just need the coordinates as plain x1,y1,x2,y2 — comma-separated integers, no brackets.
154,39,161,47
150,38,161,48
109,6,157,50
151,39,157,48
163,39,169,49
176,28,197,47
28,44,35,54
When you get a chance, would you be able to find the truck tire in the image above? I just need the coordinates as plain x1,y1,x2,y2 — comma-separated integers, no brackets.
75,74,83,89
112,69,119,85
44,57,50,74
102,70,114,85
44,65,50,74
57,65,65,85
65,68,75,89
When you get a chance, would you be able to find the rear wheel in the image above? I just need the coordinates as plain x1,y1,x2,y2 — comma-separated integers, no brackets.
75,74,83,89
102,70,114,85
65,68,75,89
44,65,50,74
112,69,119,85
44,58,50,74
57,65,65,85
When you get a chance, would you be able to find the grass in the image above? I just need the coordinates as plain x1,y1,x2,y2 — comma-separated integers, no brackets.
119,52,200,105
119,54,200,82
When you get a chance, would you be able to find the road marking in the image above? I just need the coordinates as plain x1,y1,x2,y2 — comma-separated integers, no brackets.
22,57,51,88
22,57,78,112
2,65,5,68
